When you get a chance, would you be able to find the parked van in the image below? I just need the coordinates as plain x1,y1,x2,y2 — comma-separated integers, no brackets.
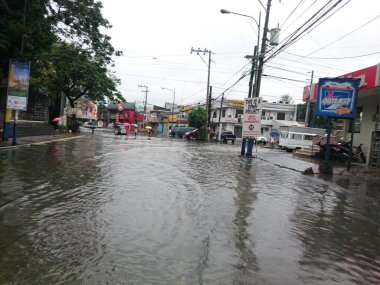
279,131,317,151
170,127,196,138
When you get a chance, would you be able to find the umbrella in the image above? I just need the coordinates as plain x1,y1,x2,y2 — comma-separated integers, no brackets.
145,126,152,129
52,117,62,122
122,122,130,126
132,124,138,127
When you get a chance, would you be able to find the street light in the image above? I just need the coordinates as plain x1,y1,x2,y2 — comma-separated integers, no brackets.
220,9,261,98
221,8,261,156
161,87,176,129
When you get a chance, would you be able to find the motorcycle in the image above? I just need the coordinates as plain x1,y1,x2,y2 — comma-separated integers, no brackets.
317,141,366,163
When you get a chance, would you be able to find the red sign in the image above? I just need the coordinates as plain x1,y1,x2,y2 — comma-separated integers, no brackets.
303,63,380,102
339,64,379,90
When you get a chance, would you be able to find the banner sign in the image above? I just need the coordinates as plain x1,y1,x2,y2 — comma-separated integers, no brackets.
6,60,31,110
316,78,360,119
242,97,262,138
68,99,98,120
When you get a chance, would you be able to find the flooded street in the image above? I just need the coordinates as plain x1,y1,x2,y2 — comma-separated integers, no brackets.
1,133,379,285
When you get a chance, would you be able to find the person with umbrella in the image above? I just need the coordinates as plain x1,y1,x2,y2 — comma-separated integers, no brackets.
52,117,62,136
145,126,152,137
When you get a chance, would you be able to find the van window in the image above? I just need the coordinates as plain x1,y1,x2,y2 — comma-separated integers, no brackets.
304,135,313,140
291,134,302,140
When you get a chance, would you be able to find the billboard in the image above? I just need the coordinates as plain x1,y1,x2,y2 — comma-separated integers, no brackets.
69,99,98,120
6,60,31,110
242,97,262,138
316,78,360,119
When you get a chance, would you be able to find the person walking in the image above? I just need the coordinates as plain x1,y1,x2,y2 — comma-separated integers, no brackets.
134,127,137,138
270,135,275,149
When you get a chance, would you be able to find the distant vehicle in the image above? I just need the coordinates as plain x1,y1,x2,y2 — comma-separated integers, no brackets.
279,131,317,151
185,129,199,140
221,131,236,144
82,122,97,128
256,136,267,145
170,127,197,138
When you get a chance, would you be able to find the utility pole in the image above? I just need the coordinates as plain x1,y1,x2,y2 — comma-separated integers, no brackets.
305,70,314,127
208,86,213,128
245,46,258,98
218,93,224,142
138,85,149,124
255,0,272,99
191,47,212,128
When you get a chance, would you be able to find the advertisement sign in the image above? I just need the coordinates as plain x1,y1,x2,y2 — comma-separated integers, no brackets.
6,60,31,110
242,97,262,138
68,99,98,120
316,78,360,119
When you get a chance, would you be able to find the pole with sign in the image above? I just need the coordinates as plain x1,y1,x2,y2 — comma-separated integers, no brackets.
242,97,262,156
316,78,360,174
5,60,31,144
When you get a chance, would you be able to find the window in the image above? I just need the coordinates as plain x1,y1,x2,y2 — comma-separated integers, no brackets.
213,111,217,118
262,111,266,117
222,110,225,117
235,109,243,118
277,112,285,120
349,106,363,133
291,134,302,140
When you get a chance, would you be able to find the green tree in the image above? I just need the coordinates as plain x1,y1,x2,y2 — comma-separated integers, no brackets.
0,0,121,99
37,42,123,108
296,103,306,122
187,106,207,140
280,94,294,104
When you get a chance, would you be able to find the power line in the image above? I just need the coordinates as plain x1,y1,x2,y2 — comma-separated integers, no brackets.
280,0,306,28
302,12,380,57
284,50,380,60
265,0,345,63
262,74,309,83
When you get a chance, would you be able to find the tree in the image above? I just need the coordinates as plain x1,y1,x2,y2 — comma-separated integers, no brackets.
296,103,306,122
280,94,294,104
187,106,207,140
0,0,121,95
37,42,123,108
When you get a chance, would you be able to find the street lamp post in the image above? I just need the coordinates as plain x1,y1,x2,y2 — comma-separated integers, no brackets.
221,8,261,156
161,87,176,130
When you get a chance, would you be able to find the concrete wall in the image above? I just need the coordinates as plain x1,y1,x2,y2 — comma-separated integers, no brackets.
343,94,380,162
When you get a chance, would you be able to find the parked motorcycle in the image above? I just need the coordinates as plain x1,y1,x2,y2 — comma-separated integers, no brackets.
317,141,366,163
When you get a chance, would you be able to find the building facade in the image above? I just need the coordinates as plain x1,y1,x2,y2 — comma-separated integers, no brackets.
210,99,300,139
303,63,380,168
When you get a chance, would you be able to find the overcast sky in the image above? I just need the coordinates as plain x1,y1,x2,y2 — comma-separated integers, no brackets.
100,0,380,108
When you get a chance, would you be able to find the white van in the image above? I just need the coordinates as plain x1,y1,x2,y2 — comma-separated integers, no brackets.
279,131,317,151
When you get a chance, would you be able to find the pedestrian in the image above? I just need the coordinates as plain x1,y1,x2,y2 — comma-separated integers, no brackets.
134,127,137,138
53,121,59,136
270,135,275,149
117,125,122,138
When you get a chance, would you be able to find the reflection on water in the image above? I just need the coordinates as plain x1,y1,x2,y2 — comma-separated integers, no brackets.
0,134,379,284
233,160,259,283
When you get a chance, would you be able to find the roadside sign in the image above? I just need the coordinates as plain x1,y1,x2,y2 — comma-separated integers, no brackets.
316,78,360,119
6,60,31,111
242,97,262,138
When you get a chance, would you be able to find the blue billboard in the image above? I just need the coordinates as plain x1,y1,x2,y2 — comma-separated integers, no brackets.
316,78,360,119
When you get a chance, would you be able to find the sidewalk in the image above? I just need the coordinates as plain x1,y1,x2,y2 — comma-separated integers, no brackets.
0,133,83,149
256,146,380,186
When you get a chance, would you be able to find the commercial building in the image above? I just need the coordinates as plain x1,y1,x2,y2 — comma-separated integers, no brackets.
303,63,380,168
209,99,300,139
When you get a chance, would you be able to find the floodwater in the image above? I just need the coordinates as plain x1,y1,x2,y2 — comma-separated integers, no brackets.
0,132,379,285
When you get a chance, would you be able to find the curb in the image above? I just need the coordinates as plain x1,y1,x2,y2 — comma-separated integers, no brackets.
0,135,84,150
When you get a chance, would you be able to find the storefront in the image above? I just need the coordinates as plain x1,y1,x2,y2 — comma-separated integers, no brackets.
303,64,380,167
